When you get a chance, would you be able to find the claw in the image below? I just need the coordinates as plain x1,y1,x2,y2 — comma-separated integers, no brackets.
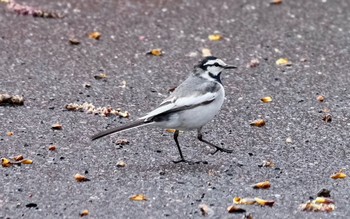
172,159,196,165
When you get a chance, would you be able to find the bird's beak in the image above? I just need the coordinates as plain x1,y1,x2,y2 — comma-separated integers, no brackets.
224,65,237,69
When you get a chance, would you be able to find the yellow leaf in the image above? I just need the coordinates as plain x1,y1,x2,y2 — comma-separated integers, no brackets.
330,170,347,179
254,197,275,207
80,209,89,217
6,131,14,136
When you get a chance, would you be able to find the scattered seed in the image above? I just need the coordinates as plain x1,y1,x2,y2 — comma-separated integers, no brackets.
248,58,260,68
14,155,24,161
199,204,211,216
115,139,129,145
254,197,275,207
94,73,108,80
233,197,256,205
21,159,33,165
6,131,14,136
259,160,276,168
1,158,12,167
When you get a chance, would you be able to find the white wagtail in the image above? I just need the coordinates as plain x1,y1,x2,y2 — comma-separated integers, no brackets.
91,56,237,163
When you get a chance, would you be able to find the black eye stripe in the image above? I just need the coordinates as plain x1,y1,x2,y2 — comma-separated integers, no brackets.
206,63,221,67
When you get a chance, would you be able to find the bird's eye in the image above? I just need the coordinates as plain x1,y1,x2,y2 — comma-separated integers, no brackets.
214,63,220,67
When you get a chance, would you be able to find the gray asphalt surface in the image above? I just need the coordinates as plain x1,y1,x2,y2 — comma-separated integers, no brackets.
1,0,350,218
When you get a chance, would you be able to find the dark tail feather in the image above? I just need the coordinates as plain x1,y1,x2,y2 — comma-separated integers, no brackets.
91,119,151,141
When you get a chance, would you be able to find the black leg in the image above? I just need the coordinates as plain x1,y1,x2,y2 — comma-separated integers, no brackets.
172,130,187,163
197,128,233,155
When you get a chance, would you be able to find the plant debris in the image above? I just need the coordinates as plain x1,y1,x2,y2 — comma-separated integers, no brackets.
74,173,90,182
146,49,162,56
3,0,62,18
261,96,272,103
88,31,101,40
202,48,212,57
115,139,129,145
258,160,276,168
130,194,148,201
317,95,325,102
51,123,63,130
276,58,292,66
49,145,57,151
330,169,347,179
208,34,223,41
300,199,335,212
65,102,129,118
2,155,33,167
0,93,24,106
94,73,108,80
270,0,282,4
252,180,271,189
199,204,212,216
250,119,266,127
7,131,14,136
322,114,332,123
227,205,246,214
80,209,89,217
233,197,275,207
1,158,12,167
14,154,23,161
116,160,126,168
69,38,81,45
248,58,260,68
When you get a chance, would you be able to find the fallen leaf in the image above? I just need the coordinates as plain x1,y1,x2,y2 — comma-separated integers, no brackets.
51,123,62,130
233,197,256,205
49,145,56,151
21,159,33,165
199,204,211,216
202,48,212,57
261,96,272,103
252,180,271,189
69,38,80,45
227,205,246,214
1,158,11,167
254,197,275,207
317,95,325,102
7,131,14,136
146,49,162,56
80,209,89,217
130,194,148,201
14,155,24,161
250,119,266,127
94,73,108,80
276,58,292,66
74,173,90,182
323,114,332,123
115,139,129,145
315,197,334,204
270,0,282,4
248,58,260,68
208,34,223,41
330,169,347,179
300,200,335,212
88,31,101,40
116,160,126,168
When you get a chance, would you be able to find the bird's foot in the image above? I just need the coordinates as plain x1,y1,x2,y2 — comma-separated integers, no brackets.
211,147,234,155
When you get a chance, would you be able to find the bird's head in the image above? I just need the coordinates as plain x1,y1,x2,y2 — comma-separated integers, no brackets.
195,56,236,82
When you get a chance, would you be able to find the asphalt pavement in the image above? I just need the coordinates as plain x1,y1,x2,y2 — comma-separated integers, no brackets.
1,0,350,218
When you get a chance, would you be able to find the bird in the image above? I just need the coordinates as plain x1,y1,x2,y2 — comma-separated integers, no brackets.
91,56,237,163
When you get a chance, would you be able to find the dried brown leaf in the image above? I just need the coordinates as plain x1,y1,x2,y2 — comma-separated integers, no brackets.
330,169,347,179
80,209,89,217
21,159,33,165
250,119,266,127
88,31,101,40
147,49,162,56
49,145,57,151
130,194,148,201
14,154,24,161
261,96,272,103
74,173,90,182
1,158,12,167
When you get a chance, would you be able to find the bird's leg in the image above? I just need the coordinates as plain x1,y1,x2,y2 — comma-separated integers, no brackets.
172,130,187,163
197,128,233,155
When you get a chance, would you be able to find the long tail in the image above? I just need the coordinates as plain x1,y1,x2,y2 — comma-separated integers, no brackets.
91,119,153,141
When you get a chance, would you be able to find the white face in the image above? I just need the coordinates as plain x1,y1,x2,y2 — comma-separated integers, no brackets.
203,59,228,75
